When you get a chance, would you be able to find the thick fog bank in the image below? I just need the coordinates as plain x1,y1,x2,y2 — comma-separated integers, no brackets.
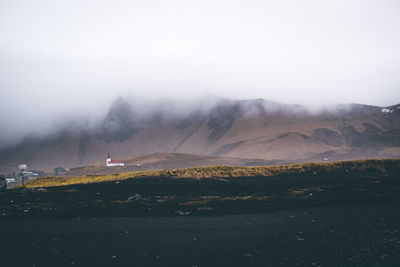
1,95,397,150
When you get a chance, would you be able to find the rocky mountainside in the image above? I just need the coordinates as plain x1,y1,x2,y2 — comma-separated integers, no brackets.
0,97,399,173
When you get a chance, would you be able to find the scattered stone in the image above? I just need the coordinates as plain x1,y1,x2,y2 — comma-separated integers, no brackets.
128,194,141,200
176,210,190,216
36,188,48,192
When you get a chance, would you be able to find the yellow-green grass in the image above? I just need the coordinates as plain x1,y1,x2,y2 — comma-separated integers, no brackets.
24,159,400,189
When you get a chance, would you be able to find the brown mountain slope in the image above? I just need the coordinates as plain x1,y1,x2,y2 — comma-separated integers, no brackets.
0,98,399,173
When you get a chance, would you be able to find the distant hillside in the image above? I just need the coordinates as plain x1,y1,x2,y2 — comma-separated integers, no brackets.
62,153,284,177
0,97,399,173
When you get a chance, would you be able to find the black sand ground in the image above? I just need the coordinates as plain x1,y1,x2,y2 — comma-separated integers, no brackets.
1,204,400,266
1,167,399,266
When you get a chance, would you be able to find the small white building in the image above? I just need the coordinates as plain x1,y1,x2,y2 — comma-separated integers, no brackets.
106,153,125,167
6,178,16,183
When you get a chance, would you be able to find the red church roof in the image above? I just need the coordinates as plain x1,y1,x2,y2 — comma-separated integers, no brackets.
109,160,124,164
106,153,124,164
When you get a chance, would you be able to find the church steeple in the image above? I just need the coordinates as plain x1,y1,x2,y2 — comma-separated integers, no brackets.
106,153,111,166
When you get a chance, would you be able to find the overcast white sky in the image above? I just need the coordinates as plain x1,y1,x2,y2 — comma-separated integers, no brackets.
0,0,400,145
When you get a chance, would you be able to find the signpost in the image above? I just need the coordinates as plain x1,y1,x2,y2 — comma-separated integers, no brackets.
19,164,27,187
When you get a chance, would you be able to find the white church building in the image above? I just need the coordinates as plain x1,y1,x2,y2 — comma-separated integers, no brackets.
106,153,125,167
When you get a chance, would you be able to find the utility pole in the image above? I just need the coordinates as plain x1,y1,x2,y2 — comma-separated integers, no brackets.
19,164,27,188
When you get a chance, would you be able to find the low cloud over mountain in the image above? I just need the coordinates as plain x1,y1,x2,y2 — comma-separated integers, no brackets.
0,96,399,173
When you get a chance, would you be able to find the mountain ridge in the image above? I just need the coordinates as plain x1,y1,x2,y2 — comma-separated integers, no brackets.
0,97,399,173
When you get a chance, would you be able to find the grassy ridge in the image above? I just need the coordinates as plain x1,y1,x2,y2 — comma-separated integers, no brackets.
24,159,400,188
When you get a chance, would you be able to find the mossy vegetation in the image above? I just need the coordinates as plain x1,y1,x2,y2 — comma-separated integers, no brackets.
24,159,399,189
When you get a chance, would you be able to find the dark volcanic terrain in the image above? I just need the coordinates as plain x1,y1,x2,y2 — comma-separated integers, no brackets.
0,97,399,173
0,159,399,266
1,204,399,267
